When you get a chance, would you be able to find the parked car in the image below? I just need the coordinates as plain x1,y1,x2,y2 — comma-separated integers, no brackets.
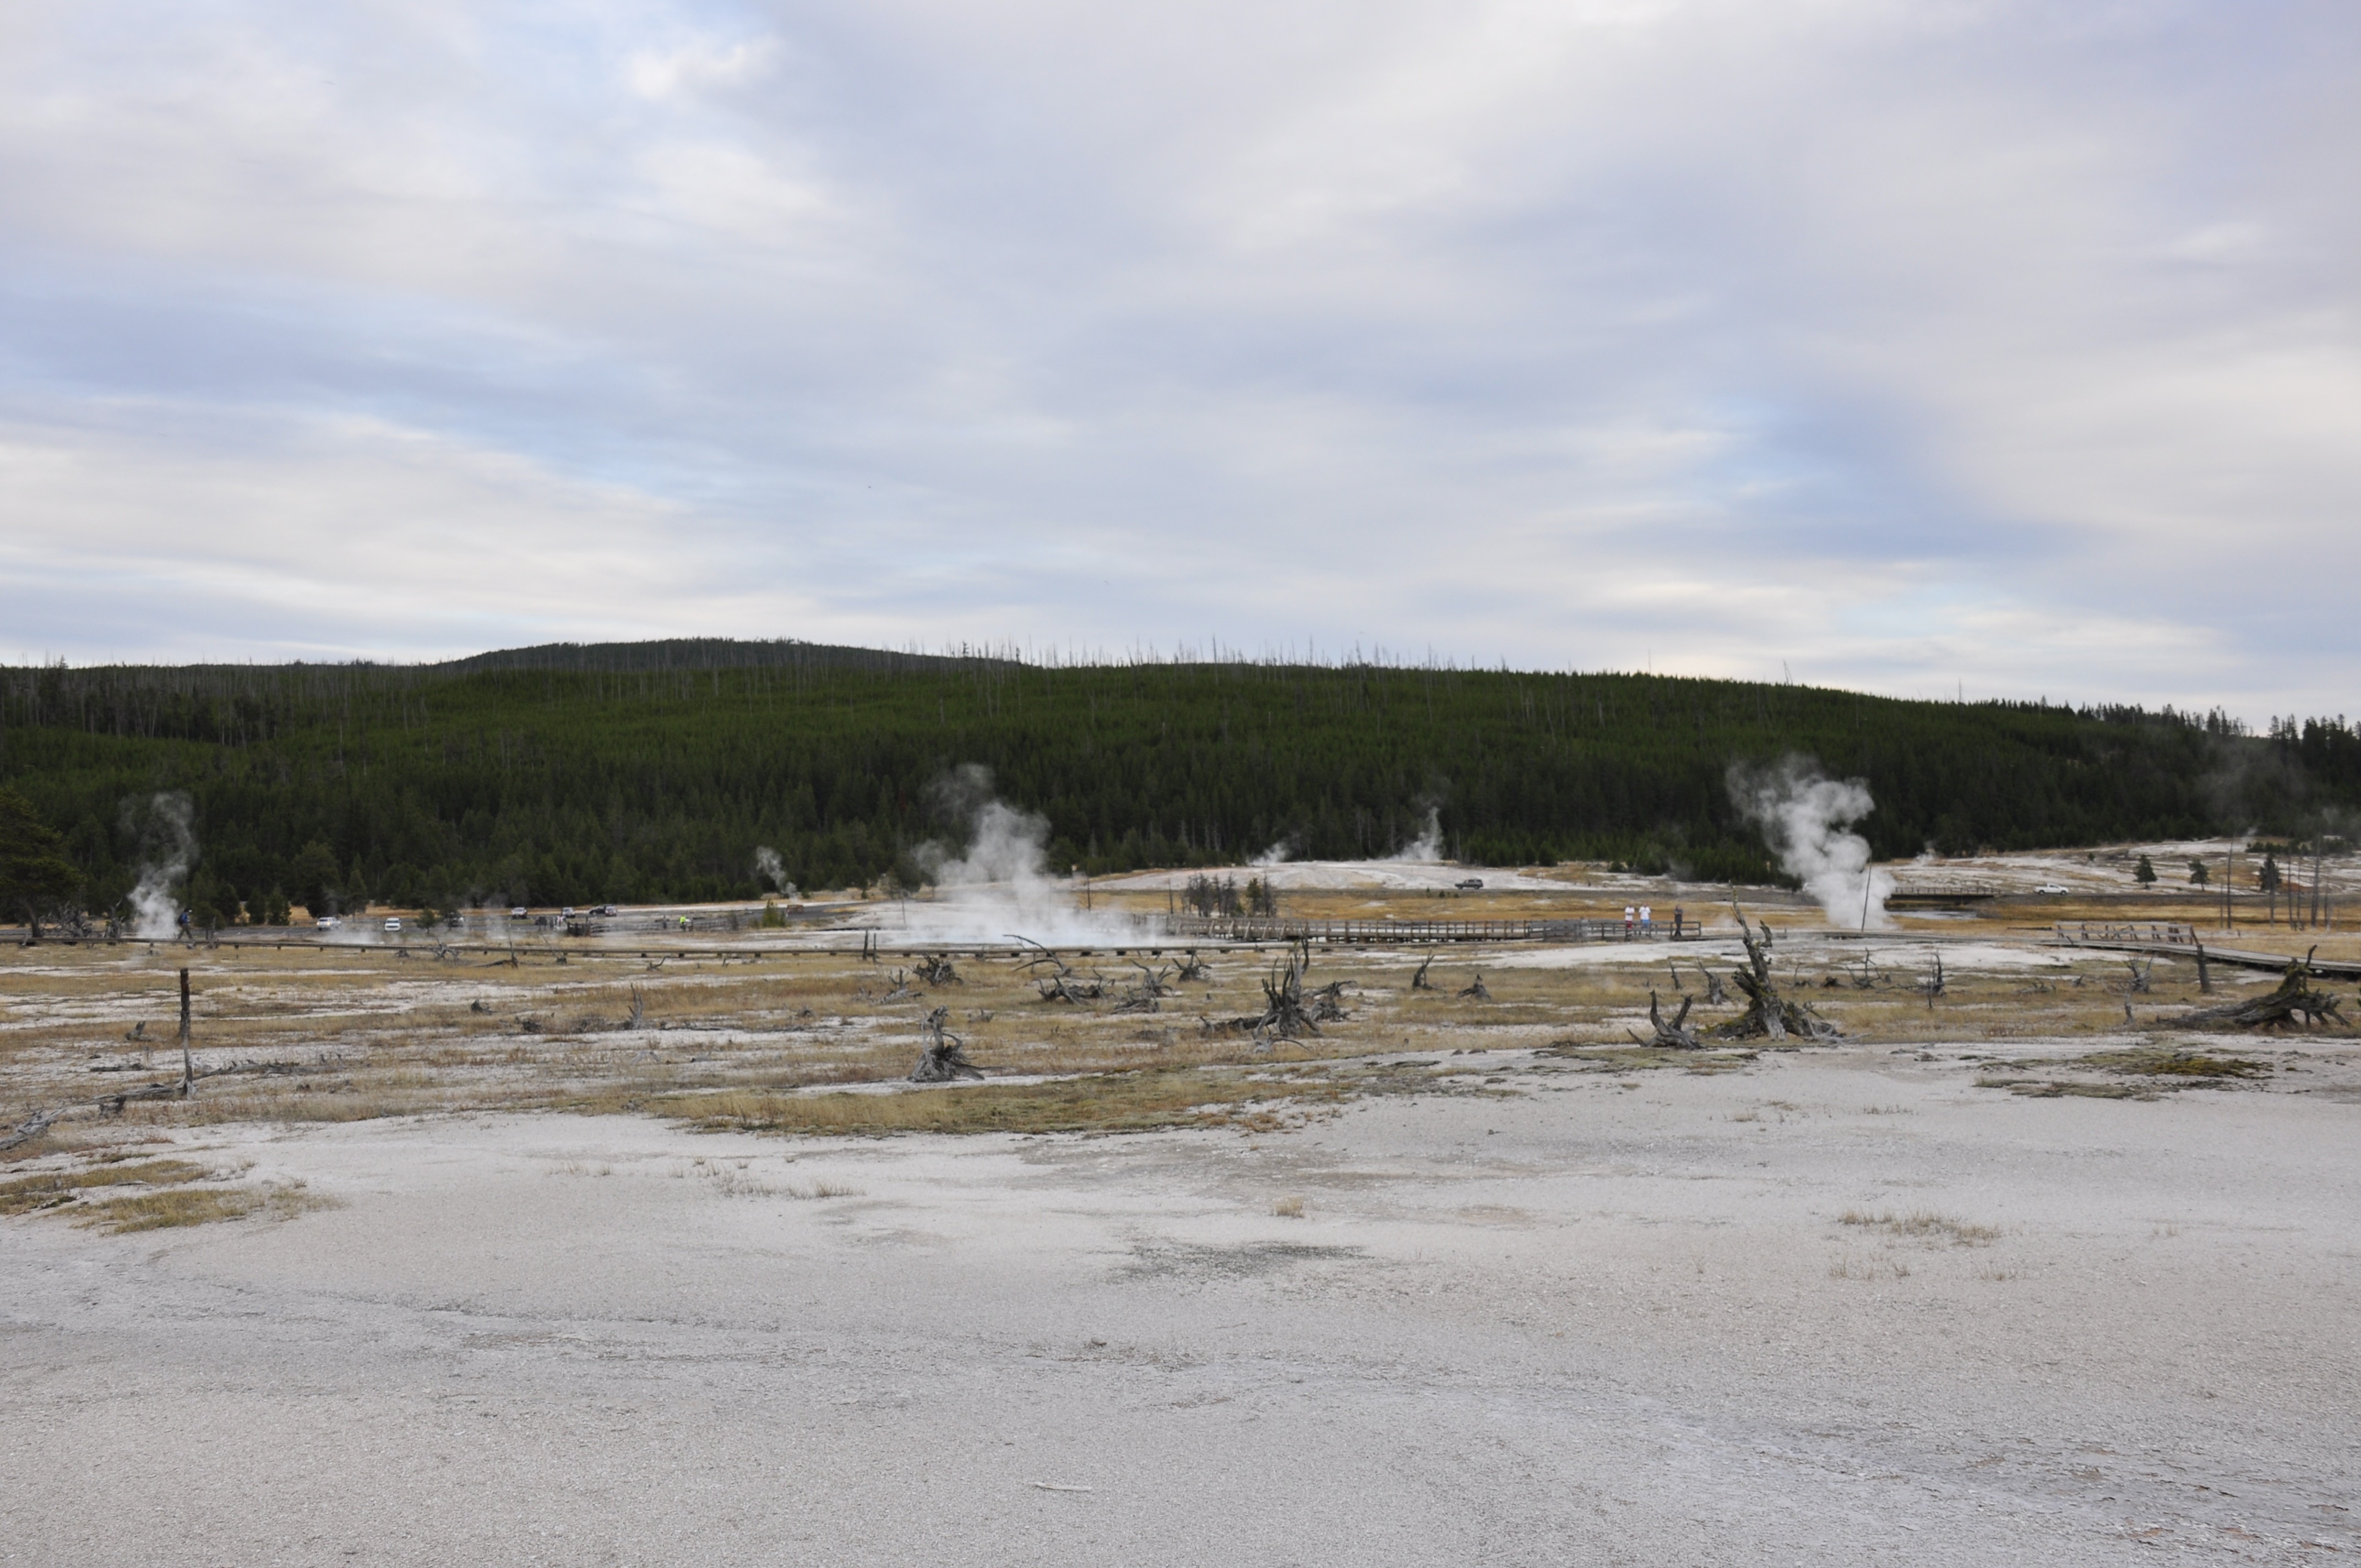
2034,884,2069,894
510,906,529,918
383,917,402,933
598,904,619,917
1455,878,1485,891
314,915,340,930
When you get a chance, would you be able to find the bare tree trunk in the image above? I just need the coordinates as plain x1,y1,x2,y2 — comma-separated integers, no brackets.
177,968,193,1097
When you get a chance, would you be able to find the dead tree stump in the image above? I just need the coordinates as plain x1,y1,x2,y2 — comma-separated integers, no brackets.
1710,921,1840,1041
1630,990,1701,1049
909,1008,982,1082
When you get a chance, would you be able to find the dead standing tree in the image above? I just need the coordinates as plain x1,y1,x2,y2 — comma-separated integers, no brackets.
909,1007,983,1082
1410,955,1437,992
1710,920,1841,1041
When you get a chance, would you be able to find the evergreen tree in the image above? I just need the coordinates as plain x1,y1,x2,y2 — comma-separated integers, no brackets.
2135,854,2157,886
0,787,80,935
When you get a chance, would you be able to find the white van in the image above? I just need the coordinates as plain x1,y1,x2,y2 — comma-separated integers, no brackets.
383,917,402,933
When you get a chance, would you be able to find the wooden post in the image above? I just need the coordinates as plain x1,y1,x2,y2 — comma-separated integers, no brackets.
177,968,193,1097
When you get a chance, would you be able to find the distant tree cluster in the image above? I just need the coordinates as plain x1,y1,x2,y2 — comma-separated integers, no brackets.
1182,873,1277,917
0,646,2354,917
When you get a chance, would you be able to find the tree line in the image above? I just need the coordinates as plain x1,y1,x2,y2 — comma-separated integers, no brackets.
0,644,2352,922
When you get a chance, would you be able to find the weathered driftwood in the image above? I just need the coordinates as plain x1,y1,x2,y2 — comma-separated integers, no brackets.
1171,951,1212,984
909,1007,982,1082
1456,973,1492,1001
1709,921,1841,1041
0,1110,57,1153
878,968,920,1004
2175,950,2346,1031
2123,957,2153,995
1629,990,1701,1049
1702,966,1727,1006
913,954,963,986
1411,955,1437,992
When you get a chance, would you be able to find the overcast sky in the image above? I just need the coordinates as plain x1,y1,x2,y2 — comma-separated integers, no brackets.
2,1,2354,720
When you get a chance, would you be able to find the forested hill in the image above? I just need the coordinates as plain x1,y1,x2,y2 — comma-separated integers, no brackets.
1,645,2353,916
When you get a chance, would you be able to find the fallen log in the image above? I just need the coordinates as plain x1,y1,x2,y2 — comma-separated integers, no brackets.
2173,949,2346,1031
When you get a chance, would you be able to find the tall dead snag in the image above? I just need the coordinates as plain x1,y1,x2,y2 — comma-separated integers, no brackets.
177,968,193,1097
1410,955,1437,992
1630,990,1700,1049
2123,957,2153,995
909,1008,982,1082
1710,921,1840,1041
2178,949,2346,1030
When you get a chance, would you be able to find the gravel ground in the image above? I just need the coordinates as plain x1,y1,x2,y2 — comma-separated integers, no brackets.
6,1042,2358,1566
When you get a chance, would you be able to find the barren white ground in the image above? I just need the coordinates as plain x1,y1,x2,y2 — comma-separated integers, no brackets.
6,1046,2357,1566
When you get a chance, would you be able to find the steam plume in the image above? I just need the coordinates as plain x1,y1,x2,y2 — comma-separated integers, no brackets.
123,791,196,939
907,764,1130,944
753,846,796,896
1250,835,1297,868
1728,757,1894,927
1386,807,1445,863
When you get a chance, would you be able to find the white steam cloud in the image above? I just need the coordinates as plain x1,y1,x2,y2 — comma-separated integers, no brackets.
123,791,195,939
753,846,796,896
906,764,1135,944
1729,756,1894,928
1250,836,1297,868
1385,808,1445,863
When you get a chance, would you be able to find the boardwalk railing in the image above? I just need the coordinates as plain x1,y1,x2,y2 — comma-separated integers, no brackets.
1160,915,1684,944
2054,921,2197,947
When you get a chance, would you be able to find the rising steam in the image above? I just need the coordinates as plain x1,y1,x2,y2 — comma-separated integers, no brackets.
123,791,196,939
907,764,1130,943
1385,807,1445,863
1250,835,1298,868
1728,757,1894,928
753,846,797,897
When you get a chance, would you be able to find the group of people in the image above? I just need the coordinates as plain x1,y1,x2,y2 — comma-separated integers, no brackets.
1622,904,1684,938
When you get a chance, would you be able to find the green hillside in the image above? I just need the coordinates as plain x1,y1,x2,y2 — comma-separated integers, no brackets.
0,643,2352,917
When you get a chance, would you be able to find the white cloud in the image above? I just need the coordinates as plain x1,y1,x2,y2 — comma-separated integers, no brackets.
0,0,2354,718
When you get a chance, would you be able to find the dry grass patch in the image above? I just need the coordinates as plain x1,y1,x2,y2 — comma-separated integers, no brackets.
2077,1047,2270,1079
0,1156,210,1216
674,1066,1351,1138
74,1179,333,1233
1839,1208,2001,1245
1977,1076,2152,1100
1543,1043,1761,1074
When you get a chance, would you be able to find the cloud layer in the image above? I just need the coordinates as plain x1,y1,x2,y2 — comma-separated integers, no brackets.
3,0,2355,716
